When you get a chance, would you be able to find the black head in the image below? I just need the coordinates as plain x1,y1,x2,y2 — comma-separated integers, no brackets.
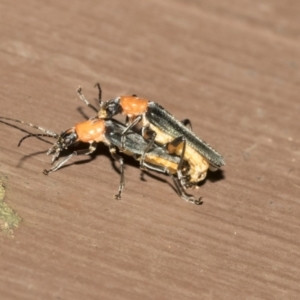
47,129,78,163
98,97,122,119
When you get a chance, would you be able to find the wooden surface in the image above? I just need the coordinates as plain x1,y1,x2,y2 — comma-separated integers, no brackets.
0,0,299,299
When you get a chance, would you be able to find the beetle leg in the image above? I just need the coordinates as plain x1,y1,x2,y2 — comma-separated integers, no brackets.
165,136,187,185
120,115,142,150
139,126,157,169
43,141,97,175
140,160,168,174
181,119,192,131
171,175,202,205
140,160,201,204
109,145,125,200
141,160,201,204
18,133,56,147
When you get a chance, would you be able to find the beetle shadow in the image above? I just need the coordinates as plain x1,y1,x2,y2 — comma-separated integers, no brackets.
2,107,225,197
104,148,178,193
76,98,101,120
0,109,98,171
0,120,56,169
77,107,94,120
75,109,225,192
16,142,99,171
0,121,54,146
139,170,178,194
206,169,225,183
76,105,177,190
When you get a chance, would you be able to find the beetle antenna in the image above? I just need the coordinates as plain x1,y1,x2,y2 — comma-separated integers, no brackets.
18,133,57,147
77,86,98,112
94,82,102,106
0,116,58,137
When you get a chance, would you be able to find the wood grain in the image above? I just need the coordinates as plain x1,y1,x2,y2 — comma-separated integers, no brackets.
0,0,299,299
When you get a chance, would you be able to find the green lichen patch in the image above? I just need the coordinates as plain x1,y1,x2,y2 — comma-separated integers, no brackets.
0,175,21,235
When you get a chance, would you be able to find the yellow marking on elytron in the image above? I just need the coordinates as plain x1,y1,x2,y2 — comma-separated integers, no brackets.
120,149,178,174
148,124,209,183
145,155,179,174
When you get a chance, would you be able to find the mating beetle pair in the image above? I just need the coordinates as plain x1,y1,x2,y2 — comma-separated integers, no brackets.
0,116,183,200
0,84,225,204
77,84,225,203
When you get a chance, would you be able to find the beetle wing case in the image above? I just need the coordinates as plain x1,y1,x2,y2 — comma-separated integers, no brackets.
146,102,225,169
104,119,181,166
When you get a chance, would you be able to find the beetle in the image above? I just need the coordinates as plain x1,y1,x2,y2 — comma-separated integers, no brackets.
77,84,225,196
0,116,201,203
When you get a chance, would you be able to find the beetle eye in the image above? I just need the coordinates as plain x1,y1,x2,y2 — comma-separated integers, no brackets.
108,103,116,111
64,133,77,147
104,99,122,117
